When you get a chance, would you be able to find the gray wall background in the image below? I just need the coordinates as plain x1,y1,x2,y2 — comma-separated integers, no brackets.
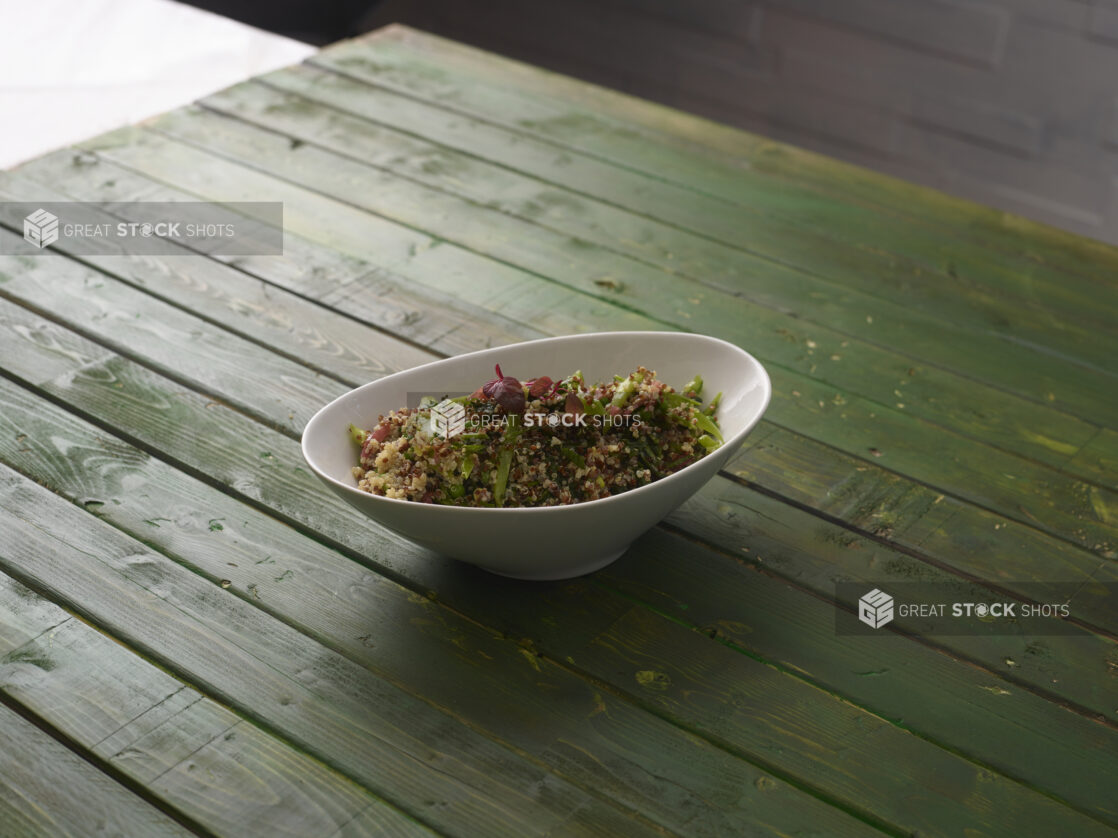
364,0,1118,247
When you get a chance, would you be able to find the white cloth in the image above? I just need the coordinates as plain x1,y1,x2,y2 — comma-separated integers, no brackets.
0,0,315,169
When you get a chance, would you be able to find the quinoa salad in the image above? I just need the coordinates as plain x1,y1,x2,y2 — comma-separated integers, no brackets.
349,366,723,508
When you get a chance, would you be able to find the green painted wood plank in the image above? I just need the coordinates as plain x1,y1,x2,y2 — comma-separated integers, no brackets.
0,174,435,386
1,390,1109,838
4,621,193,764
65,128,1118,555
0,579,72,655
0,464,665,838
0,604,435,838
762,374,1118,557
565,604,1118,838
326,804,449,838
748,148,1118,296
11,141,1113,609
1,235,1113,704
93,688,224,782
599,526,1118,826
664,480,1118,719
337,27,1118,305
0,232,351,437
137,716,427,838
0,236,1111,634
4,303,1113,835
254,62,1118,381
215,68,1118,411
0,702,194,838
1068,429,1118,497
140,106,1117,459
725,425,1118,600
1,158,542,359
75,129,658,340
128,107,1118,506
0,252,1112,714
0,328,885,838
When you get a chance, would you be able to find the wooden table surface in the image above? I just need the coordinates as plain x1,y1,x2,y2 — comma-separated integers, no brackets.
1,24,1116,838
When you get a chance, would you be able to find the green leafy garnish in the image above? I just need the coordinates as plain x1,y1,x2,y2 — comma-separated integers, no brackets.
494,448,514,507
561,446,587,468
348,423,366,447
704,391,722,416
611,369,646,408
663,392,700,409
693,411,723,443
697,434,720,451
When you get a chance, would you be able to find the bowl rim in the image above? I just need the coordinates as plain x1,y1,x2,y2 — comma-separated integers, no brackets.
301,331,771,515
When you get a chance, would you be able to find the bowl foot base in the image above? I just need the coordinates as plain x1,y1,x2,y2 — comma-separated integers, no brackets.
481,548,629,581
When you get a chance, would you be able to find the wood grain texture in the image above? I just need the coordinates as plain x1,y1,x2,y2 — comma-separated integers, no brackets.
2,220,1113,683
655,494,1118,821
666,476,1118,705
0,599,435,838
18,146,1110,615
339,27,1118,303
0,174,435,384
1,282,1112,716
0,228,350,436
0,463,666,838
140,104,1117,470
568,605,1118,838
325,804,449,838
205,70,1118,420
68,124,1118,558
0,334,884,838
0,400,1109,838
9,146,1113,605
0,160,541,359
73,127,659,340
0,299,1113,832
0,702,193,838
1068,428,1118,492
2,28,1114,838
728,426,1118,576
722,427,1118,627
256,61,1118,379
0,578,71,655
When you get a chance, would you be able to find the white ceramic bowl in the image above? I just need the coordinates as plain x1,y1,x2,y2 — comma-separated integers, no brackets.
302,331,770,580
